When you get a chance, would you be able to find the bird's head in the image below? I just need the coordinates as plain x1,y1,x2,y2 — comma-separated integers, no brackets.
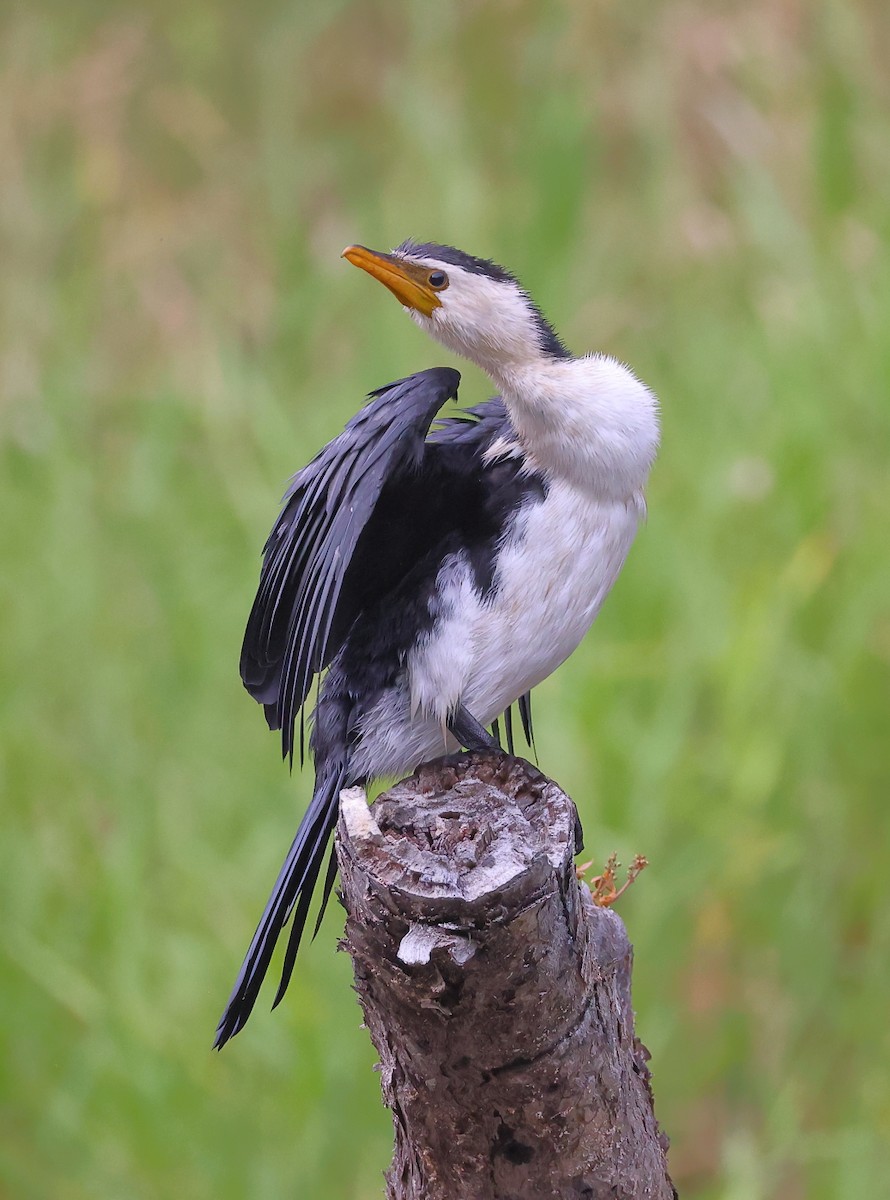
342,240,570,378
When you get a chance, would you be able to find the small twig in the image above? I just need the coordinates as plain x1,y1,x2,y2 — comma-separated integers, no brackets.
577,851,650,907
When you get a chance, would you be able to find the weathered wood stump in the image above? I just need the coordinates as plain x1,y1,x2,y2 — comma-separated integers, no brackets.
337,751,674,1200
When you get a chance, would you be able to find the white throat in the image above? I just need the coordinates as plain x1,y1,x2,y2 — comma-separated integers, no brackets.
402,254,659,499
487,354,659,500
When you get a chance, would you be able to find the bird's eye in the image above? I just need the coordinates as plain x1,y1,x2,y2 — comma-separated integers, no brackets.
428,270,448,290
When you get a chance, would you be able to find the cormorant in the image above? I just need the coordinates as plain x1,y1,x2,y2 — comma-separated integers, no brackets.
214,240,659,1048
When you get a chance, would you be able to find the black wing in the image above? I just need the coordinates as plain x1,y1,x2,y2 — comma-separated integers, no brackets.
431,395,512,445
240,368,461,762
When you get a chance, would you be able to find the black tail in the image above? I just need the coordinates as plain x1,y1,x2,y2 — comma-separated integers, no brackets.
214,753,347,1049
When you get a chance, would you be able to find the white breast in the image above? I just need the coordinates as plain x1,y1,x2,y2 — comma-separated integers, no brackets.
408,479,643,726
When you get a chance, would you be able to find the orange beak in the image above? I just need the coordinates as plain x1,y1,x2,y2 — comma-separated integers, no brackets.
342,245,442,317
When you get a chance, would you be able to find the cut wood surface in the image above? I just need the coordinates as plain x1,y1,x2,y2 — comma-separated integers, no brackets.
336,751,675,1200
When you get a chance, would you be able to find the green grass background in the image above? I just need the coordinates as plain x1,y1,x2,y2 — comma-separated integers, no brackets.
2,2,889,1196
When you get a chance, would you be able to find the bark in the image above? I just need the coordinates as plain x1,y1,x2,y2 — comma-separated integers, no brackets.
336,751,675,1200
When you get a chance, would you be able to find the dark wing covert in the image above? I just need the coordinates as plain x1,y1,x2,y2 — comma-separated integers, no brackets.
240,367,461,762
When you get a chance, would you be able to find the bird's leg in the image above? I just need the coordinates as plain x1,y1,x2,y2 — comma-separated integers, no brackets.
448,704,501,753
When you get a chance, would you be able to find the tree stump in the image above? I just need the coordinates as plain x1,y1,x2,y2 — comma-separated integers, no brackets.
336,751,674,1199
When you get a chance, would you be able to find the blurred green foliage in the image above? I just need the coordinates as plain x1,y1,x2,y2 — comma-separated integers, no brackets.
2,1,889,1196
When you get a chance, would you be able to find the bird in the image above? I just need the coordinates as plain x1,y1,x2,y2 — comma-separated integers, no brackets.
214,240,659,1048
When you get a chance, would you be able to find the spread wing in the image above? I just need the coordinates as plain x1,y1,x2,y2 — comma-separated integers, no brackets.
240,367,462,762
219,373,543,1049
241,369,537,764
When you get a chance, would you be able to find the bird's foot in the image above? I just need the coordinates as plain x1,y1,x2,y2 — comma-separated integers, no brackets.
447,705,502,754
577,851,649,907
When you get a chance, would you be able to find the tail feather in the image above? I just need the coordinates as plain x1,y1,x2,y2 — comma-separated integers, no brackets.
311,847,339,943
271,815,333,1009
214,760,346,1050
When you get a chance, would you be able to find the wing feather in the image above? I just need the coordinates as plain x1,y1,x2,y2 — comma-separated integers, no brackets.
240,367,461,761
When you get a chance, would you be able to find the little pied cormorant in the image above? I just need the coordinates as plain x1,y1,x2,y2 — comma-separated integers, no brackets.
214,240,659,1048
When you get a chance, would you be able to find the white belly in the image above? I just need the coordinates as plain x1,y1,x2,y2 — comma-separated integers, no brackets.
462,482,642,720
351,481,642,780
